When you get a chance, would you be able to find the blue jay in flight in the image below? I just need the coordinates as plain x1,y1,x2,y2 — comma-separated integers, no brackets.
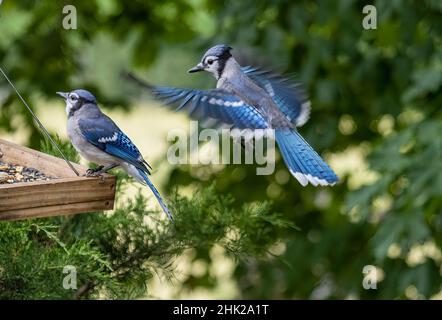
127,44,339,186
56,89,173,220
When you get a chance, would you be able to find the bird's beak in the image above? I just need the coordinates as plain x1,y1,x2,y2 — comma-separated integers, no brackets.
188,63,204,73
56,92,68,99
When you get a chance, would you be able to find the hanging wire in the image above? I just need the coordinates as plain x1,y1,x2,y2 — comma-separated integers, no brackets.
0,66,80,176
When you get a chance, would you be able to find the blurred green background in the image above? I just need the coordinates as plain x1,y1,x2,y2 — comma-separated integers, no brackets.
0,0,441,299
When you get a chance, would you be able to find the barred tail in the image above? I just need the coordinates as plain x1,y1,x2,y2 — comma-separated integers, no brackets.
275,129,338,187
138,169,174,221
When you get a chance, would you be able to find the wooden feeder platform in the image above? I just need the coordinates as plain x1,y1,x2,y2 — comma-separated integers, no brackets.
0,139,116,221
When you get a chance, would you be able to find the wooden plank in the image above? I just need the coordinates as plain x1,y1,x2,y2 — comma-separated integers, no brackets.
0,138,85,177
0,139,117,220
0,200,114,221
0,176,116,212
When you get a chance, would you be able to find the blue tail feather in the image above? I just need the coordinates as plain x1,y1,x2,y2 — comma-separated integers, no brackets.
275,129,338,187
138,169,174,221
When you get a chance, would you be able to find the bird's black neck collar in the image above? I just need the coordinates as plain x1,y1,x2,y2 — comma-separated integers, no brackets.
217,53,232,79
68,104,81,118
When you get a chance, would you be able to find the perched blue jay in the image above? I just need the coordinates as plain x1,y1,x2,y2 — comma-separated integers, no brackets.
127,44,338,187
56,89,173,220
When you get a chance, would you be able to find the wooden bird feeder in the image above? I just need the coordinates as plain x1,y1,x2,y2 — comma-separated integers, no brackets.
0,139,116,221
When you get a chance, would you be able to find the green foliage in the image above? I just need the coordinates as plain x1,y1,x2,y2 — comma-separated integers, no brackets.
0,221,111,299
345,118,442,297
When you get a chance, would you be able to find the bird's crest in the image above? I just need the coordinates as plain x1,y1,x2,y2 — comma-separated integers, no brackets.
202,44,233,60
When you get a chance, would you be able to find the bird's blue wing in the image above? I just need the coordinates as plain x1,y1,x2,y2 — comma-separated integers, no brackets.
78,116,149,172
150,86,269,129
242,66,310,127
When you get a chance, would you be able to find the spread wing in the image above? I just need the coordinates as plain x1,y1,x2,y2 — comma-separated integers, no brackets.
150,86,269,129
242,66,310,127
127,73,268,129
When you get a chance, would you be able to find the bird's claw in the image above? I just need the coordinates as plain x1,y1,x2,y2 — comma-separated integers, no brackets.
86,172,102,177
85,171,105,180
85,166,104,177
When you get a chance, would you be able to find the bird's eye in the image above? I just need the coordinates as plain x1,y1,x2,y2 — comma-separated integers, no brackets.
207,59,214,65
70,94,78,101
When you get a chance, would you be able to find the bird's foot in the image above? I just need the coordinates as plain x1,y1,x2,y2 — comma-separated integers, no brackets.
85,166,104,177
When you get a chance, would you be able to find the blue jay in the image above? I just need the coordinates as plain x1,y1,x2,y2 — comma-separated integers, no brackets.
127,44,339,187
56,89,173,220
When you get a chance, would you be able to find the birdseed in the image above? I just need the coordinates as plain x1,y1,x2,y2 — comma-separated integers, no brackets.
0,160,53,184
